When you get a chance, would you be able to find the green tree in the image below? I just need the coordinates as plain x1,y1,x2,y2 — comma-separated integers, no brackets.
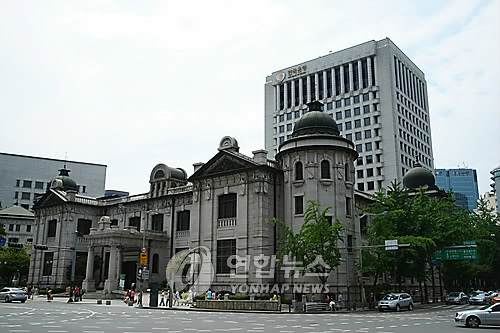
270,200,344,286
362,182,475,297
0,247,30,285
363,181,500,295
0,223,6,237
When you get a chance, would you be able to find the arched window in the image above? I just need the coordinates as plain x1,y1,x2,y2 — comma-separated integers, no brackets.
321,160,331,179
295,161,304,181
345,163,350,181
154,170,165,179
152,253,159,273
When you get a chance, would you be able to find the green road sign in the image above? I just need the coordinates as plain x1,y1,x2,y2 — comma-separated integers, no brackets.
432,246,477,261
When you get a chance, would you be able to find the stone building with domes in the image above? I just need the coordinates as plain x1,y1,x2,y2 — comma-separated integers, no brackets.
29,102,370,302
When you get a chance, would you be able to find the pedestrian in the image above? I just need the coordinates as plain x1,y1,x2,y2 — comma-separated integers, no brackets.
131,289,135,303
207,289,212,300
74,285,80,302
47,288,53,302
165,289,171,307
174,290,180,306
368,292,374,309
80,288,84,301
27,285,32,300
159,290,165,306
124,290,130,304
338,293,342,309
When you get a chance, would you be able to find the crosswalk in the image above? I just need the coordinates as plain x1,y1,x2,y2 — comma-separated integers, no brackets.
429,303,484,312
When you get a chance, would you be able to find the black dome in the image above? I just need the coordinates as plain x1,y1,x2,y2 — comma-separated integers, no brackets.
403,162,436,190
293,101,339,137
51,168,78,193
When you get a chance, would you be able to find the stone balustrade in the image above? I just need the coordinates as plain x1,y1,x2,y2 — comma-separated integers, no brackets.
196,299,279,311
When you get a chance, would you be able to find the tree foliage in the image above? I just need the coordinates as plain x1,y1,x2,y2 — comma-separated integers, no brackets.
0,223,6,237
270,200,344,285
363,181,500,292
0,247,30,285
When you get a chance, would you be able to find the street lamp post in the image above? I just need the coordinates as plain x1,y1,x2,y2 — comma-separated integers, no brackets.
138,211,149,308
68,230,78,302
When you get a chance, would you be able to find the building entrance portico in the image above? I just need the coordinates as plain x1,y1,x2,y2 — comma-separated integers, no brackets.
82,216,168,295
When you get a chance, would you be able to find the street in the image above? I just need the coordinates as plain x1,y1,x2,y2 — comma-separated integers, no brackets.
0,297,497,333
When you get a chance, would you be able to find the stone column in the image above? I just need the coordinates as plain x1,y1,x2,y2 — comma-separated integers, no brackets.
332,68,336,97
290,80,295,107
306,75,311,103
314,72,319,101
104,245,117,295
298,78,303,105
372,55,378,86
367,56,373,87
348,62,354,93
340,66,345,94
82,246,96,292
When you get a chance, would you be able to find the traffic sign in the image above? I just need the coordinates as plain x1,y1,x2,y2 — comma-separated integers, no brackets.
142,269,149,280
0,238,6,246
432,247,477,261
140,252,148,265
141,247,147,253
385,239,398,251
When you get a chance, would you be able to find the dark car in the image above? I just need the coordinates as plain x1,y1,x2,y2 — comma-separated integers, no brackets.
446,291,468,305
455,303,500,328
0,287,27,303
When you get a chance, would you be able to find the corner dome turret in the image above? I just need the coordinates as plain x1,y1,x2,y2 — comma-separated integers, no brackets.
50,167,78,193
292,101,340,137
403,162,437,190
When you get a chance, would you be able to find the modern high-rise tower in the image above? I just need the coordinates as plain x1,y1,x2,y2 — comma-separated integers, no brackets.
434,168,479,210
265,38,434,192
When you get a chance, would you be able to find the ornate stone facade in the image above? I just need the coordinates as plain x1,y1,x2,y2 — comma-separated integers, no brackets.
29,105,370,302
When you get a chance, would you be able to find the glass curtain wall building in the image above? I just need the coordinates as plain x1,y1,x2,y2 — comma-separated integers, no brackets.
264,38,434,193
434,168,480,210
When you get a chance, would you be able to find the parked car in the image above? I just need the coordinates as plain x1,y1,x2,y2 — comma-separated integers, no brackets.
0,287,27,303
378,293,413,312
490,293,500,304
446,292,469,305
455,303,500,328
469,291,488,305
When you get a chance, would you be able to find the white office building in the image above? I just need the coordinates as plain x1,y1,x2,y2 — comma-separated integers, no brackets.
265,38,434,192
0,153,107,209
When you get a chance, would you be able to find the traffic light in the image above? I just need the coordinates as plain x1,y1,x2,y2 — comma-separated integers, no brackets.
34,245,49,250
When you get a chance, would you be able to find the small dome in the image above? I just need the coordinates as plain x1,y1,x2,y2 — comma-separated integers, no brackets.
403,162,436,190
50,168,78,193
292,101,339,137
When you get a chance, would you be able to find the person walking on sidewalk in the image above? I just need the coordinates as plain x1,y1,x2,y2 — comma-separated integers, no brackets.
159,290,165,306
74,285,80,302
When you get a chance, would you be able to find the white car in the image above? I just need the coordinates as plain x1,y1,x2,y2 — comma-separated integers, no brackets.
378,293,413,312
455,303,500,328
0,287,27,303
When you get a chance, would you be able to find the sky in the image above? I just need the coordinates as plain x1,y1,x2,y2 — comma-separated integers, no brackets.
0,0,499,196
